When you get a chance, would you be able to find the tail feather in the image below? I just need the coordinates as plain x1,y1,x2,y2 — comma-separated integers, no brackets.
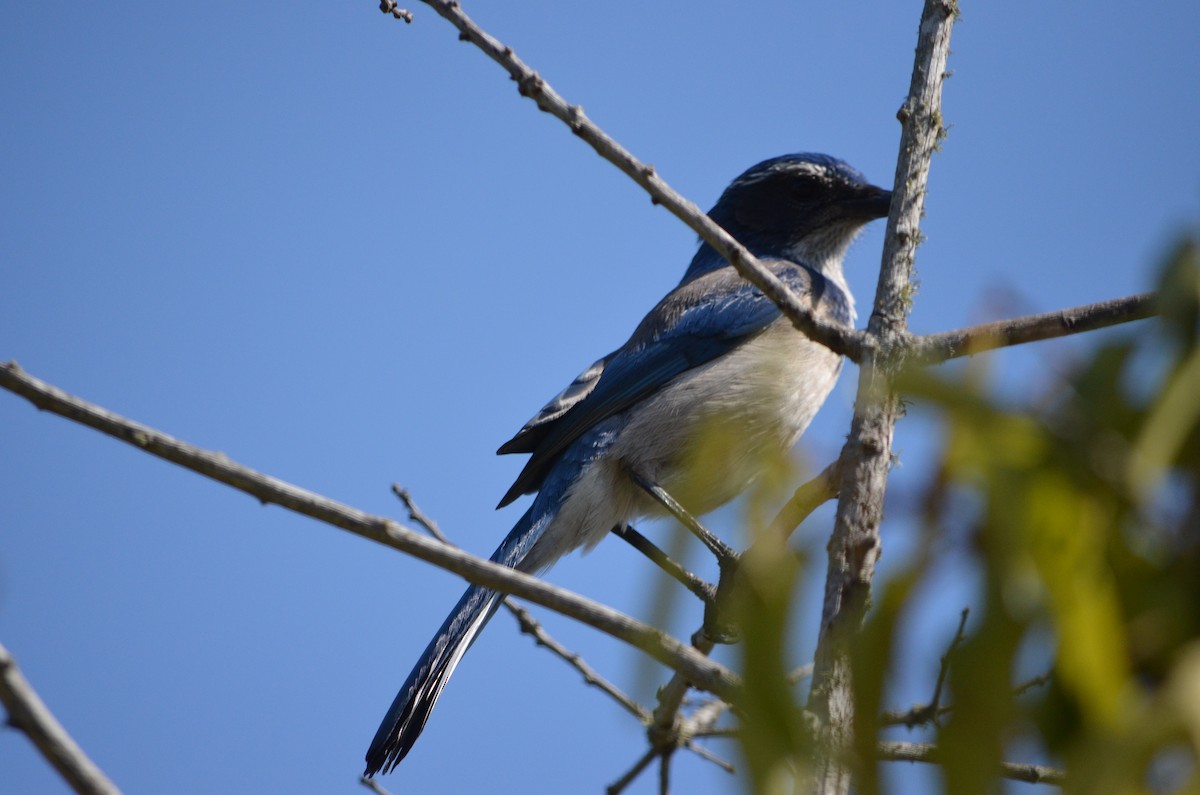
364,504,544,777
363,583,502,775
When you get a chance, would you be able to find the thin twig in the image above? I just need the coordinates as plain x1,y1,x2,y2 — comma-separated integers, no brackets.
598,630,722,792
378,0,413,23
659,747,673,794
392,485,651,722
606,747,658,795
683,740,734,774
508,602,651,723
610,524,716,606
649,632,717,742
882,666,1053,727
806,3,958,794
682,697,730,737
396,2,1151,387
763,459,842,543
0,361,739,702
407,0,866,361
390,485,447,541
358,775,395,795
878,741,1066,786
912,292,1156,363
1014,671,1052,696
678,697,735,772
0,641,122,795
881,607,969,727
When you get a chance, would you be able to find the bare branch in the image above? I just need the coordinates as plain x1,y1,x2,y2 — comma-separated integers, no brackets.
507,602,651,724
806,3,958,794
359,775,395,795
677,697,735,772
0,361,739,703
881,607,968,728
377,1,413,23
405,0,866,361
1014,671,1052,696
683,740,734,774
600,631,721,792
883,667,1053,728
393,486,651,723
391,485,448,542
763,458,842,543
912,292,1157,363
878,741,1066,787
658,748,673,794
0,642,121,795
606,747,658,795
682,697,730,738
651,632,716,725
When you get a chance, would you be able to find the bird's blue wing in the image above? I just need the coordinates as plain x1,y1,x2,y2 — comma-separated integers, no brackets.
497,353,614,456
496,261,848,507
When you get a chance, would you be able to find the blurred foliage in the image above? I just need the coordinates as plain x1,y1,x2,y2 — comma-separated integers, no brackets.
898,233,1198,794
730,232,1200,793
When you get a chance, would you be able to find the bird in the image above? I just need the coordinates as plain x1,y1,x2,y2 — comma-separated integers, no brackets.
364,153,891,776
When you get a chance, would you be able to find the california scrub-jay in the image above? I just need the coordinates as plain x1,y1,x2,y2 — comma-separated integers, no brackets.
364,153,891,776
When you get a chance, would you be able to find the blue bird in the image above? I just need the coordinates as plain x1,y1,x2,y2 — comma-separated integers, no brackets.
364,153,891,776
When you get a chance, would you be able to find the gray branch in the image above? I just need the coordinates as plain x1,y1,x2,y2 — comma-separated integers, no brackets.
911,291,1157,363
805,3,958,794
606,747,658,795
385,5,1155,372
0,641,121,795
390,0,866,361
881,608,968,728
762,458,842,542
0,361,738,704
878,741,1066,787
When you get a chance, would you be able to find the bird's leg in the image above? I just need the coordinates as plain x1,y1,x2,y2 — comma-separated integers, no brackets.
622,465,741,643
623,466,740,568
609,524,716,606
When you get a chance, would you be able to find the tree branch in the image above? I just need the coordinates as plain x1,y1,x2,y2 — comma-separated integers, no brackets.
507,603,652,723
606,747,658,795
0,361,738,703
359,775,396,795
881,607,968,728
0,641,121,795
762,458,842,543
882,667,1052,728
386,0,866,361
911,292,1157,363
878,741,1066,787
605,630,720,793
805,3,958,794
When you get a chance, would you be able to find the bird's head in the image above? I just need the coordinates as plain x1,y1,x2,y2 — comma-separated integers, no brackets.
685,153,891,282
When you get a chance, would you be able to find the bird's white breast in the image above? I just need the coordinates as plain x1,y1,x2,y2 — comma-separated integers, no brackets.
533,318,843,563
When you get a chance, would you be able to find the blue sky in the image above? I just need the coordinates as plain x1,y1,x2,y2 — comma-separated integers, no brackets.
3,3,1198,793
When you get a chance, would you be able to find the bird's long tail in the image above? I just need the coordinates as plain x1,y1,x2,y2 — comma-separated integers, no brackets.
363,503,542,777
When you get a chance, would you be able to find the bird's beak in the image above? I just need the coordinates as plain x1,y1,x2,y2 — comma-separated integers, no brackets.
847,185,893,220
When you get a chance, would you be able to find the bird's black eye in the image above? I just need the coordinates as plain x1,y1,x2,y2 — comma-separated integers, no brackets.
788,180,823,203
